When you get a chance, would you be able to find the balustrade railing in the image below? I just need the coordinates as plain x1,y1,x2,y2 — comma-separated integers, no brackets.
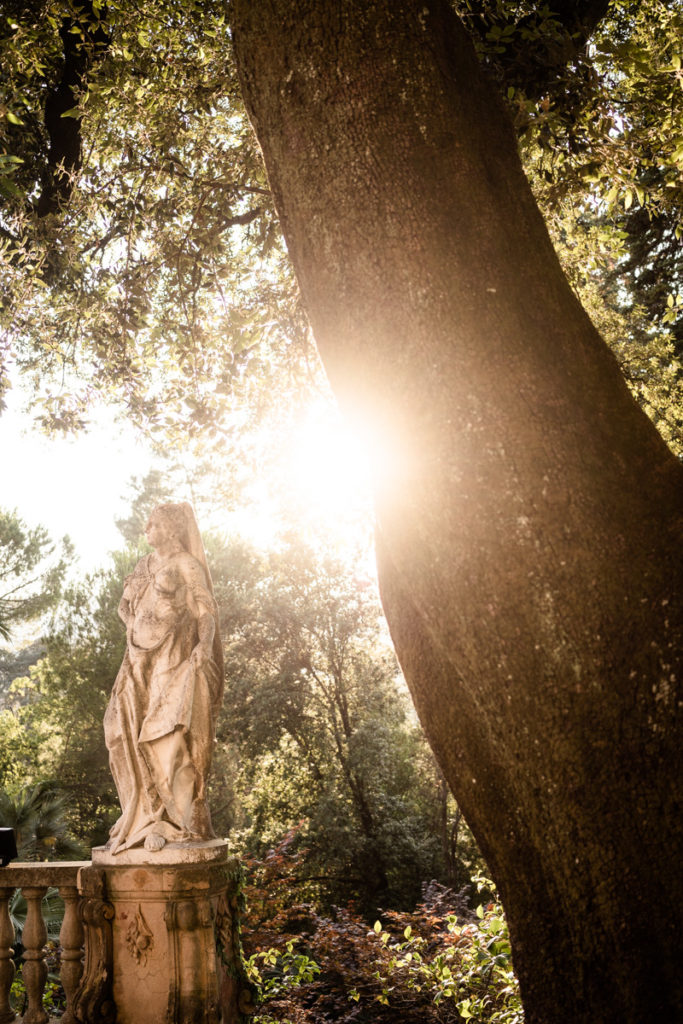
0,863,90,1024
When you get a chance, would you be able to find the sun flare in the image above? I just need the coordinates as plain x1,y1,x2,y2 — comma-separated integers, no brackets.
226,399,380,555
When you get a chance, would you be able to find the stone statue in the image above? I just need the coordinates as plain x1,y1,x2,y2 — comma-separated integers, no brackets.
104,502,224,854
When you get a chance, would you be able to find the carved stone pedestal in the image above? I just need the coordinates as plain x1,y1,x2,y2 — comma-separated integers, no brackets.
78,841,247,1024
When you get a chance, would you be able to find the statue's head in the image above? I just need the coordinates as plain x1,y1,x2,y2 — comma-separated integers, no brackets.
149,502,190,550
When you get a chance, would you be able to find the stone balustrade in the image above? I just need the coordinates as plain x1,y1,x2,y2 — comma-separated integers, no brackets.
0,850,251,1024
0,862,90,1024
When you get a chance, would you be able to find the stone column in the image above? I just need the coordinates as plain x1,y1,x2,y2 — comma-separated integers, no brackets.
21,886,48,1024
57,881,84,1024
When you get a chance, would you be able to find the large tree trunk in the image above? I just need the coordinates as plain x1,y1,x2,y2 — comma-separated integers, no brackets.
230,2,683,1021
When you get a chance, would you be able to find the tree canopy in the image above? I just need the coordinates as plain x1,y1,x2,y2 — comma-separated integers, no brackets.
0,0,680,447
0,507,72,643
1,0,307,437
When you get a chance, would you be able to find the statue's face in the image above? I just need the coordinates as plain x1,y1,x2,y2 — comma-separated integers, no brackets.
145,513,169,549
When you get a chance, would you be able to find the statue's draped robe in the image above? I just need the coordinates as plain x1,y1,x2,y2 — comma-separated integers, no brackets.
104,551,221,853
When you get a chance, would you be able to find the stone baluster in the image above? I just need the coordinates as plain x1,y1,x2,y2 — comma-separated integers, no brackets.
20,886,48,1024
57,883,84,1024
0,887,15,1024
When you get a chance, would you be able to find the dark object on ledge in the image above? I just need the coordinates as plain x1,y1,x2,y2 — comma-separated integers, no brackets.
0,828,18,866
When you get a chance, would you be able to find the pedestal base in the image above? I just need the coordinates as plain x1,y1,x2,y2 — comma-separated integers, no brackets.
91,839,229,868
77,843,248,1024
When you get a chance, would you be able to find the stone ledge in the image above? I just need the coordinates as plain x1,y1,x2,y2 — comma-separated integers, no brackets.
0,860,90,888
91,838,229,867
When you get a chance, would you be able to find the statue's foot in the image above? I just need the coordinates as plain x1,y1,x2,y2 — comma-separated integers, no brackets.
144,833,166,852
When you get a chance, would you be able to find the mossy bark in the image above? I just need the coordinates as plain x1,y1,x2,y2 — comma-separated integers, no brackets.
230,2,683,1021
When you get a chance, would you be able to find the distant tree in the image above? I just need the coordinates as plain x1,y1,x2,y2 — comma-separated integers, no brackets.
1,493,482,898
114,469,174,544
216,538,481,910
0,476,188,845
0,508,72,644
1,548,138,845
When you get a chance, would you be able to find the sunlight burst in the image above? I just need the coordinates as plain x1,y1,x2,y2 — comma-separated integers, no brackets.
228,400,376,554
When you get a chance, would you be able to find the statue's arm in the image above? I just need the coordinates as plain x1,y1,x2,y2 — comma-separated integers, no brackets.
182,557,217,665
193,611,216,666
118,573,135,625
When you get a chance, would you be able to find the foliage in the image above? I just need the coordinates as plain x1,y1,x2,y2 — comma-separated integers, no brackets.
0,0,310,435
242,863,521,1024
0,0,680,457
218,539,482,911
248,941,321,1013
10,935,66,1017
0,486,503,1016
0,548,137,843
7,874,70,1015
462,0,683,256
9,886,64,944
0,491,481,892
114,468,174,543
507,0,683,456
469,0,683,449
0,781,83,859
0,508,73,644
540,206,683,454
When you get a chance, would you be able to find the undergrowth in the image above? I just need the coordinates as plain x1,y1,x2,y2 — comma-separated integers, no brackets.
242,840,523,1024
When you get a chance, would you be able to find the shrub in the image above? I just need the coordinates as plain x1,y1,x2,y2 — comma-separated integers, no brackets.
243,872,523,1024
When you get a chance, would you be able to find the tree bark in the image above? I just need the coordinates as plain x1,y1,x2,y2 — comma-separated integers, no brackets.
230,2,683,1021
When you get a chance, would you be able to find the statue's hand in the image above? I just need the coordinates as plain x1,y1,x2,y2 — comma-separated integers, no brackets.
190,644,212,669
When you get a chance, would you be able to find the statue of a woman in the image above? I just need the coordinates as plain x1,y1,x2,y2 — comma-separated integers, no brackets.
104,502,224,854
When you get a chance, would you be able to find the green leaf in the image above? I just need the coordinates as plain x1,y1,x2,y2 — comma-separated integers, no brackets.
605,184,619,206
6,111,24,125
0,177,23,199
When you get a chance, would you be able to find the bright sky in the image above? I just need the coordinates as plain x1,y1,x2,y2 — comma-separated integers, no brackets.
233,398,375,549
1,390,156,571
0,387,377,574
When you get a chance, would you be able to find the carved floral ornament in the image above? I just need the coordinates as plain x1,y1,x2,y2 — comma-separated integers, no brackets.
125,905,154,966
